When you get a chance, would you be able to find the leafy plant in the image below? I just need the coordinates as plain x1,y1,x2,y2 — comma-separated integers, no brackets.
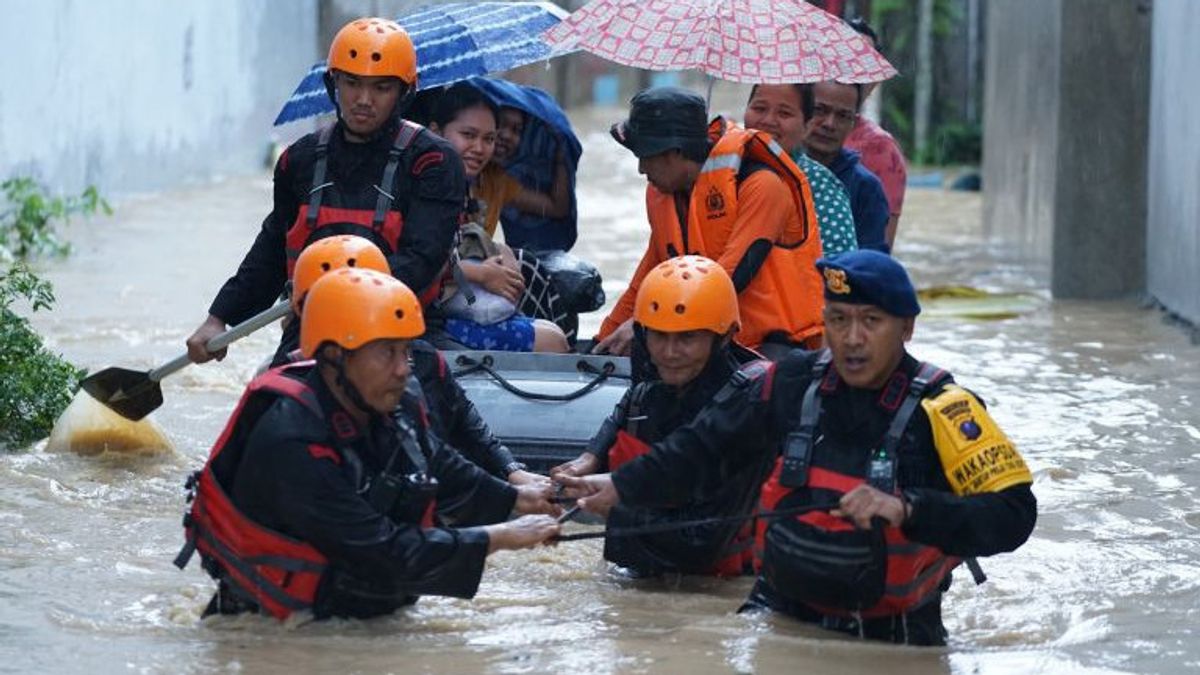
925,121,982,166
0,177,108,450
0,265,86,451
1,177,111,261
870,0,982,165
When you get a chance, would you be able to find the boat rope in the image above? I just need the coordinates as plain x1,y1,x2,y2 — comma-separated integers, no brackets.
452,354,621,402
552,502,840,542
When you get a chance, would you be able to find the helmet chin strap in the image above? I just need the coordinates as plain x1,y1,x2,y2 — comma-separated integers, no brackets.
324,70,416,141
319,348,377,418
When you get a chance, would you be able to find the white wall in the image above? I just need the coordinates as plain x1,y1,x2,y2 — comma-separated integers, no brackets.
0,1,318,195
1147,0,1200,325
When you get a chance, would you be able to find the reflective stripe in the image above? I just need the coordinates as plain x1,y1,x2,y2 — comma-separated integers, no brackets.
700,153,742,175
765,138,787,158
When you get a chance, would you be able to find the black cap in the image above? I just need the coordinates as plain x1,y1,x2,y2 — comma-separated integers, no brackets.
815,250,921,318
610,86,709,159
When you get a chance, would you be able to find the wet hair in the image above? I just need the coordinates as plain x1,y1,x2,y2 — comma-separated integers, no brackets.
428,82,500,130
747,83,815,122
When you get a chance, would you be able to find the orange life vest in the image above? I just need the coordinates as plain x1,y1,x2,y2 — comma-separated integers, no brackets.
642,118,825,348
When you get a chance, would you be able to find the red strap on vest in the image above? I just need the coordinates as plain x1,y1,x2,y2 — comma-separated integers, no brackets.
306,443,341,465
607,430,652,471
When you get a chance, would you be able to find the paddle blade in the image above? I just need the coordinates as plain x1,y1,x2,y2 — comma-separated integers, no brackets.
78,366,163,421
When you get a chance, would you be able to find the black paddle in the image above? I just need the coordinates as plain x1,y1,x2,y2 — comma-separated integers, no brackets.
80,301,291,421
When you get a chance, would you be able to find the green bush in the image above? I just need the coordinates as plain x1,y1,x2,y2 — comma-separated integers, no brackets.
0,177,108,450
0,266,86,450
924,122,982,166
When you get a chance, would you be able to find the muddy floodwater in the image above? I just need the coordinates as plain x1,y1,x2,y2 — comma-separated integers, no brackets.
4,116,1200,674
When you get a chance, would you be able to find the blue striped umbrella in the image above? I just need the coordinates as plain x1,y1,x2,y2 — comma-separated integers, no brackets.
274,2,570,126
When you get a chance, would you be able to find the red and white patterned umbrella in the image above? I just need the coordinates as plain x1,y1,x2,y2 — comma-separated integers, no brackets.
542,0,896,84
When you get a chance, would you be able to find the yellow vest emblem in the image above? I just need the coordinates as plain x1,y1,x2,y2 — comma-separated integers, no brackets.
921,385,1032,495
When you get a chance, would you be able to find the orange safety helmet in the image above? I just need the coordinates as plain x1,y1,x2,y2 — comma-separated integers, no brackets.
300,268,424,359
634,256,740,334
291,235,390,313
327,17,418,86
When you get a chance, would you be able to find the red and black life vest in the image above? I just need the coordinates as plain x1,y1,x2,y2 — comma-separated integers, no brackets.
607,382,755,577
283,122,439,306
174,363,435,620
754,352,960,618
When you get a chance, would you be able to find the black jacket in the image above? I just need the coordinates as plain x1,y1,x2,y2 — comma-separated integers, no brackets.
226,367,515,619
613,349,1037,639
210,119,466,326
593,348,773,575
411,341,517,480
269,338,517,481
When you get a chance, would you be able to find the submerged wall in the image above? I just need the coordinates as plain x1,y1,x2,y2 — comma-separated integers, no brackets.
1146,0,1200,326
982,0,1151,298
0,1,319,196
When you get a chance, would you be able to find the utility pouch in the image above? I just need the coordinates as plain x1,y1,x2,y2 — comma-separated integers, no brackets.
762,514,887,612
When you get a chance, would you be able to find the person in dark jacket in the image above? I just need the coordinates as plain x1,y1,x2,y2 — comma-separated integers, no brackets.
562,251,1037,645
553,256,770,576
182,267,560,621
185,17,466,365
803,81,891,253
283,235,546,488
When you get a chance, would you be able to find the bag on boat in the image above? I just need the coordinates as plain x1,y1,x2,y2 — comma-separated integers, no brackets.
533,250,605,314
439,223,518,325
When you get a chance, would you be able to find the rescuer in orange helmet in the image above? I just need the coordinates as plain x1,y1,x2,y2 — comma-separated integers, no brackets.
186,18,467,368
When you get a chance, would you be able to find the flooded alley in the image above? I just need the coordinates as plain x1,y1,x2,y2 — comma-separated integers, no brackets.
1,114,1197,674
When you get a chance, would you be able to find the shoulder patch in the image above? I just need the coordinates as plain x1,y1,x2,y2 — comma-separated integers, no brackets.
921,385,1032,495
411,152,444,176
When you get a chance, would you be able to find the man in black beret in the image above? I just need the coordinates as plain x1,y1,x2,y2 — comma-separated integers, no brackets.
563,250,1038,645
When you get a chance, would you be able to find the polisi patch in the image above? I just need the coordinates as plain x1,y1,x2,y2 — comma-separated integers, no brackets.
921,385,1032,495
